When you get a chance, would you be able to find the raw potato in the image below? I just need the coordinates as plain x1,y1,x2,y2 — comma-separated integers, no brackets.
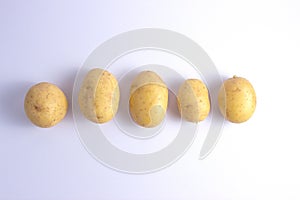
218,75,256,123
177,79,210,122
129,71,168,128
78,68,120,123
24,82,68,128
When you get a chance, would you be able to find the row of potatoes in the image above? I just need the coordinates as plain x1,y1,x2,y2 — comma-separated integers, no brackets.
24,68,256,128
78,69,212,128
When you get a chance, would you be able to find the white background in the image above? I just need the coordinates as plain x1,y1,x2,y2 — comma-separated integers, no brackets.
1,0,300,199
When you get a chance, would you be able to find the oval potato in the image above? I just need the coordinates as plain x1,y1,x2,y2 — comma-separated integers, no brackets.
78,68,120,123
177,79,210,122
129,71,168,128
218,75,256,123
24,82,68,128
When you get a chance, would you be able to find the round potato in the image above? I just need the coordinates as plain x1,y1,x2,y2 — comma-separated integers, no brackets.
129,71,168,128
24,82,68,128
78,68,120,123
177,79,210,123
218,75,256,123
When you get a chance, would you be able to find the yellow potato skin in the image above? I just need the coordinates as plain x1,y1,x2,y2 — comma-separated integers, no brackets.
218,76,256,123
177,79,210,122
78,69,120,123
129,71,168,128
24,82,68,128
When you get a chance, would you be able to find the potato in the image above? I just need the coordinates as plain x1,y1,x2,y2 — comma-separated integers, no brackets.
78,68,120,123
129,71,168,128
177,79,210,123
218,75,256,123
24,82,68,128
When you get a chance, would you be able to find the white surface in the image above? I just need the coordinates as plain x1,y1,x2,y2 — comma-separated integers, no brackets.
1,0,300,199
